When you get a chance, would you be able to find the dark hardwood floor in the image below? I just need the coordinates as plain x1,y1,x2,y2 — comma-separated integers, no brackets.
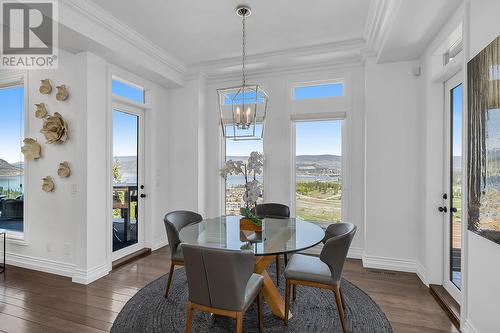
0,247,458,332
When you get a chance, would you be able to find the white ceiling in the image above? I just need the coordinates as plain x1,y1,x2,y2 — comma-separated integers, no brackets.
378,0,463,63
90,0,370,65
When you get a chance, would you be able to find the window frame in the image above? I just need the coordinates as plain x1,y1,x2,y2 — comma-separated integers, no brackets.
291,79,345,101
290,114,348,223
0,70,28,244
111,75,147,107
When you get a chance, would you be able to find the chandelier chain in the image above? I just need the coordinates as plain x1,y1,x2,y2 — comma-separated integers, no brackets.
242,13,246,87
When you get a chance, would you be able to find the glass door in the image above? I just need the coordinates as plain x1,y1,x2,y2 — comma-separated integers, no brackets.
443,71,463,302
111,105,145,259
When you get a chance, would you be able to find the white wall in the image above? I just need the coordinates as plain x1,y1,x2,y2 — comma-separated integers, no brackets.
6,50,84,277
364,58,422,271
465,0,500,331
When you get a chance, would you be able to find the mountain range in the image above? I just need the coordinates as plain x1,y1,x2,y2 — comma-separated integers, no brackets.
0,159,23,177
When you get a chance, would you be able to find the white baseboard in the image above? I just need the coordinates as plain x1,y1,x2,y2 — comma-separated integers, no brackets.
6,252,75,278
347,246,363,259
416,261,428,286
152,239,168,251
72,263,110,284
362,254,417,273
461,319,478,333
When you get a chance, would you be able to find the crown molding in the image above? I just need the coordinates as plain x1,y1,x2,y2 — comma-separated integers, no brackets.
206,56,364,85
61,0,187,75
364,0,401,58
189,38,367,81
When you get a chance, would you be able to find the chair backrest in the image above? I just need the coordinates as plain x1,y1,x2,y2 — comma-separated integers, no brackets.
253,203,290,219
163,210,202,255
319,222,357,284
182,244,254,311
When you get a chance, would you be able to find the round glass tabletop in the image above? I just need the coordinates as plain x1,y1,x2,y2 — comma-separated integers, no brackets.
179,215,325,256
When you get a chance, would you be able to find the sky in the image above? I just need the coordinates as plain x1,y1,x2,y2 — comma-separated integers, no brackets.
112,79,143,157
0,85,24,164
452,84,462,157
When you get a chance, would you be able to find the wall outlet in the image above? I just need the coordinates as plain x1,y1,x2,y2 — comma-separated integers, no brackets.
71,184,77,195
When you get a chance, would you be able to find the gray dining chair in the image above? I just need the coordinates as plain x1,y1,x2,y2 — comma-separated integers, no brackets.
284,222,356,333
163,210,203,297
182,244,264,333
253,203,290,286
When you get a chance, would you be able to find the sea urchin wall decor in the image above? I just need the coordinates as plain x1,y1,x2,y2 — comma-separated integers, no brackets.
56,85,69,101
21,138,42,161
41,112,68,144
57,161,71,178
42,176,55,192
39,79,52,94
35,103,48,119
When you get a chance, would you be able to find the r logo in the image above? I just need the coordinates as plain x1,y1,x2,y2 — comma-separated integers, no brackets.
2,1,53,54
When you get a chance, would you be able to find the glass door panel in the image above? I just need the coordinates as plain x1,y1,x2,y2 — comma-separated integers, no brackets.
294,120,343,229
450,84,462,290
112,110,139,252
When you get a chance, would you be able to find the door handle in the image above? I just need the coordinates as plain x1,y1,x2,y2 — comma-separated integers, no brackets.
140,193,146,198
438,206,447,213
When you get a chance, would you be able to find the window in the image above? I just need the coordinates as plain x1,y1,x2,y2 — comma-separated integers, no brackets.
112,78,145,104
224,124,264,215
295,120,342,228
293,81,344,100
0,83,25,233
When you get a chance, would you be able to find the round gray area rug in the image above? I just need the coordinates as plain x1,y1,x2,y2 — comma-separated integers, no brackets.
111,262,393,332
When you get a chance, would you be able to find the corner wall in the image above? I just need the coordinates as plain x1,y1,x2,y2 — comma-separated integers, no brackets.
364,58,423,272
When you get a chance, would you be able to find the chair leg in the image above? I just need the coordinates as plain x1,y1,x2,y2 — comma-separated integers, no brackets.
339,285,346,310
285,280,291,325
334,286,348,333
185,301,193,333
236,312,243,333
292,284,296,301
165,263,175,298
275,255,280,286
257,291,264,333
284,253,288,266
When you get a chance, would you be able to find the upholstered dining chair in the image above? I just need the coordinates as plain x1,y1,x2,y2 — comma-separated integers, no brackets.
163,210,203,297
182,244,264,333
284,222,356,333
253,203,290,286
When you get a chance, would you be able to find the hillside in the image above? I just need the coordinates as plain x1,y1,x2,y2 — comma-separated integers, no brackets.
0,159,23,177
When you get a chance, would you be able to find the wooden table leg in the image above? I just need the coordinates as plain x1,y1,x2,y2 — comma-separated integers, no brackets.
255,256,293,321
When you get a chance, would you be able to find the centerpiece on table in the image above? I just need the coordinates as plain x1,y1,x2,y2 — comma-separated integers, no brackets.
221,151,264,232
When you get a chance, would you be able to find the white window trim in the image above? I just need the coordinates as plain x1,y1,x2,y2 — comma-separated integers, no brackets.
290,113,349,224
291,79,345,100
0,70,28,245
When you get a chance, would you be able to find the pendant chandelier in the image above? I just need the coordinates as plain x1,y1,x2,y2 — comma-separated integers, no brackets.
217,5,269,140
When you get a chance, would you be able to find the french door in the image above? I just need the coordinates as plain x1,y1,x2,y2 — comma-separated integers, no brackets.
111,102,146,260
443,71,463,302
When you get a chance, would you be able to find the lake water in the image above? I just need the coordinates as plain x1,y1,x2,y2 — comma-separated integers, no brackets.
0,175,23,192
226,174,339,187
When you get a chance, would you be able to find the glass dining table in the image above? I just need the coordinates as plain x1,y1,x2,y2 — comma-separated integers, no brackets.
179,215,325,321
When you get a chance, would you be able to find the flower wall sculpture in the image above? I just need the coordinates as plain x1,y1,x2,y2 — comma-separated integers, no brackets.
40,112,68,144
35,103,48,119
21,138,42,161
